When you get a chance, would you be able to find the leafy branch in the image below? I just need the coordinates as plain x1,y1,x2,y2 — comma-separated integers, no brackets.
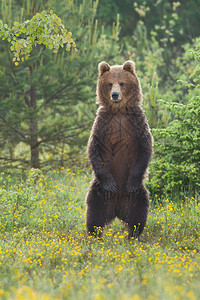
0,10,76,65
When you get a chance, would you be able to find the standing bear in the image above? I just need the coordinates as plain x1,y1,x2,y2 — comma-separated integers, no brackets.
86,60,153,239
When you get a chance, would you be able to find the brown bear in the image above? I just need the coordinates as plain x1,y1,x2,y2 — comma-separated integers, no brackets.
86,60,153,239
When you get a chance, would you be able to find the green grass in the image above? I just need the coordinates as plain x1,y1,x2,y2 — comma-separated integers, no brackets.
0,168,200,300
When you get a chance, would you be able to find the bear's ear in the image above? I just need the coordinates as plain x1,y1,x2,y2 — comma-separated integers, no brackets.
98,61,110,75
123,60,135,75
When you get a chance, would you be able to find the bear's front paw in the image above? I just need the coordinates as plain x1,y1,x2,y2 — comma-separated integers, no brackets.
102,177,117,192
126,176,142,195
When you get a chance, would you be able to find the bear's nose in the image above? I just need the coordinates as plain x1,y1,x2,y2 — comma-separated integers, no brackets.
112,92,119,101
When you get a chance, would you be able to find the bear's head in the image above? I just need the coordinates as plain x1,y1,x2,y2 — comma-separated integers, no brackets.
96,61,143,110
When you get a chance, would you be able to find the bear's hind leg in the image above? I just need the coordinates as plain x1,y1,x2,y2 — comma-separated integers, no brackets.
86,180,115,237
127,185,149,239
117,185,149,240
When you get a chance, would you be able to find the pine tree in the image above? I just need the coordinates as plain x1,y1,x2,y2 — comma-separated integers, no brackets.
0,0,120,170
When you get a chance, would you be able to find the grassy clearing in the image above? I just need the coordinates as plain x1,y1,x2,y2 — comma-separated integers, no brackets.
0,168,200,300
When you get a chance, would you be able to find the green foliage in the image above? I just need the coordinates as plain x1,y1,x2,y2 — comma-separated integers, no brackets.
147,40,200,200
97,0,200,46
0,10,75,64
134,0,180,47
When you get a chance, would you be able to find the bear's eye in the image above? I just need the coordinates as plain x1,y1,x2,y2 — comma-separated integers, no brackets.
108,83,113,88
120,82,125,87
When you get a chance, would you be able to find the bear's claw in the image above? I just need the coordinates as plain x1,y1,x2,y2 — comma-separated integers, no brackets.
102,177,117,192
126,177,142,195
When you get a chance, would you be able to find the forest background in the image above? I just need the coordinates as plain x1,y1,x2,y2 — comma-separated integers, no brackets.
0,0,199,201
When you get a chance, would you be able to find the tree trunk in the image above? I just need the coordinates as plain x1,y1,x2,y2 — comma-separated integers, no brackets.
29,86,40,168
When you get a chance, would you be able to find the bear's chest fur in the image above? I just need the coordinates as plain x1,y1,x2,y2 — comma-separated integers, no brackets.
101,113,136,152
99,112,138,187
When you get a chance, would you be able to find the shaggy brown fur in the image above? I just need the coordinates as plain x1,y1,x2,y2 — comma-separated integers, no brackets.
86,61,153,239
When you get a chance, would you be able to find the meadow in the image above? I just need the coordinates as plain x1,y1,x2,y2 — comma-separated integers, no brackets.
0,168,199,300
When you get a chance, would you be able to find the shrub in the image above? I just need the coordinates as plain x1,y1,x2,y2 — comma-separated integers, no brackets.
147,39,200,200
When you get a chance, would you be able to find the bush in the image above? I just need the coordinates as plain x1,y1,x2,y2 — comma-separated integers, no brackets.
147,39,200,200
